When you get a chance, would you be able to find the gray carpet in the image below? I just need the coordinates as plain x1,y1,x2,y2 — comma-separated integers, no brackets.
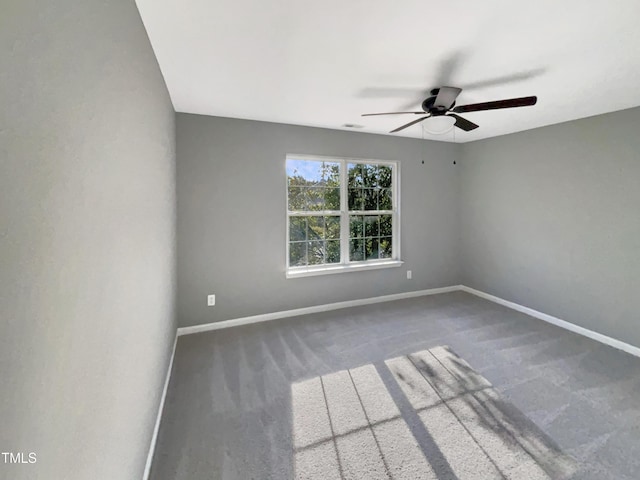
150,291,640,479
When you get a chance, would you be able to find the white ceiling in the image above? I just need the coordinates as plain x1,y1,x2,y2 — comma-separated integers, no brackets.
136,0,640,143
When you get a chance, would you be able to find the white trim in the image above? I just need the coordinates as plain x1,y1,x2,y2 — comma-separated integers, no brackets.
392,159,401,261
177,285,462,336
142,334,178,480
286,260,403,279
460,285,640,358
339,159,349,264
287,153,398,166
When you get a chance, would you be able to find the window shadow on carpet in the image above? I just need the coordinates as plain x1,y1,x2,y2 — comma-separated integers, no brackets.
291,345,577,479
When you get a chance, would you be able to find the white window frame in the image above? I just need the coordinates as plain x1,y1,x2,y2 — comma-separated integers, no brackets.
286,154,402,278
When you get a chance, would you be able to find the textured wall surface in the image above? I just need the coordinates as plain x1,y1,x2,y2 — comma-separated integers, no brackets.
460,107,640,347
176,114,460,327
0,1,176,479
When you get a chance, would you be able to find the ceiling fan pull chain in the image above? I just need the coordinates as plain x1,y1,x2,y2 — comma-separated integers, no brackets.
421,122,425,164
453,127,457,164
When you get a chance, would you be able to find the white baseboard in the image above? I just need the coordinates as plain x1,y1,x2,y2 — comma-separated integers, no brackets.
460,285,640,358
177,285,463,336
142,333,178,480
176,283,640,358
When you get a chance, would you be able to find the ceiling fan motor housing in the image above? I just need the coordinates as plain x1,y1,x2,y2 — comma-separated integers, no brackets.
422,95,452,115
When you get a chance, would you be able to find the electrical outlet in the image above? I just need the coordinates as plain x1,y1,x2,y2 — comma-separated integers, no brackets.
207,294,216,306
407,270,412,280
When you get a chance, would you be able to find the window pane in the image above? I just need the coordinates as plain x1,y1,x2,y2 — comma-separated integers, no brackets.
380,215,392,236
349,215,363,239
349,238,364,261
308,241,325,265
325,187,340,210
289,213,342,267
288,186,305,211
362,164,377,188
287,159,323,186
380,237,392,258
348,188,364,210
348,164,364,187
287,160,341,213
377,165,392,188
326,240,340,263
307,216,324,240
365,238,379,260
364,215,379,237
379,188,392,210
364,188,378,210
326,216,340,240
307,187,325,211
322,162,341,187
289,242,307,266
289,217,306,242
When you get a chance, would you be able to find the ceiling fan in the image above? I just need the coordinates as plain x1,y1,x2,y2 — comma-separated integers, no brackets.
362,87,537,133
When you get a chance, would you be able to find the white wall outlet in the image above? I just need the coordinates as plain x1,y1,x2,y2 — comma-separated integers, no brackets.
207,294,216,306
407,270,412,280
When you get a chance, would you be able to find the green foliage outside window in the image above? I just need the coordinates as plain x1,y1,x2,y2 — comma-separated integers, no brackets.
287,158,395,268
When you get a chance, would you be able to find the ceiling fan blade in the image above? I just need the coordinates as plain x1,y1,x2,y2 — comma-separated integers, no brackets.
434,86,462,110
362,111,425,117
448,113,479,132
390,115,430,133
453,96,537,113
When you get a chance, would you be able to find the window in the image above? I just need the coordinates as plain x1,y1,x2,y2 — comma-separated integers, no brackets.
286,155,401,277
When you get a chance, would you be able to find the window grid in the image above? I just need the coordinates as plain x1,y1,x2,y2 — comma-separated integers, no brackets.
286,156,399,272
288,215,341,266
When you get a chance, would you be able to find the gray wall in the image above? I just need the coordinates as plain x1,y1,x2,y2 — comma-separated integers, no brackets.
460,107,640,347
177,114,460,327
1,1,176,479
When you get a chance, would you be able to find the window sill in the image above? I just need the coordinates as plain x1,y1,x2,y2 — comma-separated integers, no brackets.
286,260,404,279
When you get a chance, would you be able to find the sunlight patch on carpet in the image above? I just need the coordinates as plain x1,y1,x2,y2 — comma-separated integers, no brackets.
292,346,577,479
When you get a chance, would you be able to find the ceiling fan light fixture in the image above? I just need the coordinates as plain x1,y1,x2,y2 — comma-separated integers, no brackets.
423,116,456,134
